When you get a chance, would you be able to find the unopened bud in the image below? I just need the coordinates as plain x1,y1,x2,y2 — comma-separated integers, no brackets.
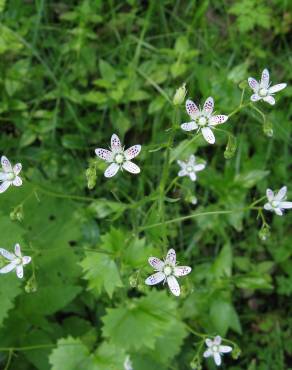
224,134,237,159
232,345,241,360
263,120,273,137
10,204,24,222
86,165,97,190
173,83,187,105
258,224,271,241
25,275,38,293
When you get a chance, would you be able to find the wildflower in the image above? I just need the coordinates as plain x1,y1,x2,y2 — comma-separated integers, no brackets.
181,97,228,144
95,134,141,178
203,336,232,366
173,83,187,105
0,243,31,279
248,68,287,105
264,186,292,216
0,156,22,194
177,155,206,181
124,356,133,370
145,248,191,297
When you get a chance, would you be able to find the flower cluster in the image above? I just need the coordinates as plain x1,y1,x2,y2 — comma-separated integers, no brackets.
0,67,289,368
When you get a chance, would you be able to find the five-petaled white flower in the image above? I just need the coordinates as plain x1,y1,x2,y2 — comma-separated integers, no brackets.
248,68,287,105
264,186,292,216
0,156,22,194
181,97,228,145
177,154,206,181
0,244,31,279
145,249,191,297
95,134,141,178
124,356,133,370
203,336,232,366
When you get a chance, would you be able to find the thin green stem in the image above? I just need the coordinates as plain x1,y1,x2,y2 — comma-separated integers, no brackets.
4,349,13,370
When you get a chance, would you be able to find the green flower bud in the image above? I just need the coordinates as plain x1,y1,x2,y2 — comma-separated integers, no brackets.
258,224,271,241
232,345,241,360
263,120,273,137
10,204,24,222
173,83,187,105
224,134,237,159
129,274,138,288
25,275,38,293
86,164,97,190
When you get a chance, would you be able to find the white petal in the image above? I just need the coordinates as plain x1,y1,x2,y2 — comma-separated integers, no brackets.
148,257,164,271
251,93,261,102
178,170,187,177
274,208,283,216
145,272,165,286
202,127,215,144
111,134,122,152
188,155,195,165
209,115,228,126
214,336,222,345
95,148,114,162
0,181,11,193
205,338,213,347
280,201,292,209
185,99,200,119
174,266,192,277
264,202,273,211
13,163,22,175
189,172,197,181
13,176,22,187
213,352,222,366
275,186,287,201
166,249,176,265
203,349,213,358
269,83,287,94
167,275,180,296
0,261,17,274
1,156,12,172
203,97,214,115
124,145,141,160
266,188,274,202
263,95,275,105
248,77,259,91
180,121,198,132
261,68,269,88
0,181,10,193
177,160,186,169
0,248,15,260
219,345,232,353
22,256,31,265
104,163,120,178
122,161,140,174
16,265,23,279
194,164,205,172
14,243,22,257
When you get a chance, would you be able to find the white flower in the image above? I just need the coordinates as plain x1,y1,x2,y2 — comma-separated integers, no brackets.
0,243,31,279
95,134,141,178
264,186,292,216
181,97,228,145
145,249,191,297
124,356,133,370
0,156,22,194
248,68,287,105
177,155,206,181
203,336,232,366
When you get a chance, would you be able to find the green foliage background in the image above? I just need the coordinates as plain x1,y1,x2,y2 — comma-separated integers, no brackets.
0,0,291,369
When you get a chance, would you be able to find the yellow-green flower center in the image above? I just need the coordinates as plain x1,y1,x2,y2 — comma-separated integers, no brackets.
115,154,124,164
259,88,268,97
